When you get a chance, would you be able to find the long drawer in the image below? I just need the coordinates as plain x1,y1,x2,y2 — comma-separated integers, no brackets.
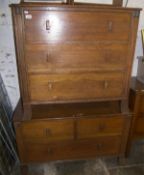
25,43,128,73
29,72,125,102
24,10,130,44
20,119,74,142
77,116,124,139
24,136,121,163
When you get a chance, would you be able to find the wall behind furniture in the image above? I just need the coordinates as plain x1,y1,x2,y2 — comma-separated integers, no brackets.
0,0,144,109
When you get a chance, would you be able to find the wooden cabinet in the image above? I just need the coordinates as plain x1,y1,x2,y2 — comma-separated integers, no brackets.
11,2,140,164
127,77,144,153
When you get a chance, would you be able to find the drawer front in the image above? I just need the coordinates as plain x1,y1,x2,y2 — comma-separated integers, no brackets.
77,116,124,139
24,10,130,44
29,72,125,102
135,118,144,134
24,136,121,162
21,119,74,142
25,43,128,73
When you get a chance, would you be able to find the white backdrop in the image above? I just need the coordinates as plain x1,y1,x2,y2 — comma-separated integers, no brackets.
0,0,144,109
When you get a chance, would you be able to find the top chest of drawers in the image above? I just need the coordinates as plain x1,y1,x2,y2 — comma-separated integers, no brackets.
11,4,140,118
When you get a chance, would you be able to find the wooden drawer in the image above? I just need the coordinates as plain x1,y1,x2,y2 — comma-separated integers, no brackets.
25,43,128,73
77,116,124,139
135,118,144,134
24,10,130,44
20,119,74,142
24,136,121,163
29,72,125,102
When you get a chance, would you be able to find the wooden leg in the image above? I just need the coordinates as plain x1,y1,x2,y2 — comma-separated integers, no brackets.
21,165,28,175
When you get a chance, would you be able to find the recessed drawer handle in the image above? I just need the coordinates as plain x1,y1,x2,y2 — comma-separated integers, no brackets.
108,21,113,32
44,128,52,136
46,20,51,31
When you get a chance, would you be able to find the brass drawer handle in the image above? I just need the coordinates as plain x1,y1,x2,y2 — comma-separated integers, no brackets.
44,128,52,136
108,21,113,32
46,20,51,31
48,81,53,90
104,81,109,89
47,148,53,155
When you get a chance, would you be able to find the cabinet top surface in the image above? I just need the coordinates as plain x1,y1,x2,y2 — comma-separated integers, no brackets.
10,3,141,11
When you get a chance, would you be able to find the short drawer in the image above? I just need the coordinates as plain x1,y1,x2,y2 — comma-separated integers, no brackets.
20,119,74,142
24,136,121,163
29,72,125,102
77,116,124,139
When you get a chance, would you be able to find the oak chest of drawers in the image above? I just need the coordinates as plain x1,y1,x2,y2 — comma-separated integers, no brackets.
11,2,140,164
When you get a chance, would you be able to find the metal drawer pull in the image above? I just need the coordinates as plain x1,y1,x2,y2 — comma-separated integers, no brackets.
108,21,113,32
104,81,109,89
45,128,52,136
48,81,53,90
46,20,51,31
47,148,53,154
46,52,50,62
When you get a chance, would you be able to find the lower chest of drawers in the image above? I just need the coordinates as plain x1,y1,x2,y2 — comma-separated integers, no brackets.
15,114,130,163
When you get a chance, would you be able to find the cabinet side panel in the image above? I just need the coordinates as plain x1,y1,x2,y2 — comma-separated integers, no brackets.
11,7,31,120
125,12,140,99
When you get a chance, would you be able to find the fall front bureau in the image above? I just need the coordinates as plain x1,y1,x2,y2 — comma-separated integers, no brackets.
11,2,140,163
